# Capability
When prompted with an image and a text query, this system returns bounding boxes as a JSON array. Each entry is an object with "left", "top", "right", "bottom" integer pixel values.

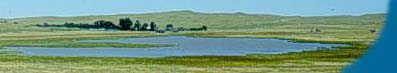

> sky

[{"left": 0, "top": 0, "right": 390, "bottom": 18}]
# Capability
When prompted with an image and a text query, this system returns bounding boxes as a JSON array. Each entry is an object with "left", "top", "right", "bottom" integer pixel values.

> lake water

[{"left": 7, "top": 36, "right": 348, "bottom": 57}]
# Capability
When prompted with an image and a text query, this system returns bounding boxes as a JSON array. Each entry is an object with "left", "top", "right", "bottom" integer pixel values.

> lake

[{"left": 7, "top": 36, "right": 348, "bottom": 57}]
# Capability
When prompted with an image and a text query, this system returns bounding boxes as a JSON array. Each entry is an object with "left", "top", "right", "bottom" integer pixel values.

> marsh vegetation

[{"left": 0, "top": 11, "right": 385, "bottom": 73}]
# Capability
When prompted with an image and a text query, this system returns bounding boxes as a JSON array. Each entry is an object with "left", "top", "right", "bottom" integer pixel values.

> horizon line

[{"left": 0, "top": 10, "right": 388, "bottom": 19}]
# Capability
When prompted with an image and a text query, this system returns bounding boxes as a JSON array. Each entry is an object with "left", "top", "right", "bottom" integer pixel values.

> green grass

[
  {"left": 0, "top": 31, "right": 174, "bottom": 48},
  {"left": 0, "top": 31, "right": 369, "bottom": 72},
  {"left": 1, "top": 10, "right": 385, "bottom": 33},
  {"left": 10, "top": 42, "right": 175, "bottom": 48},
  {"left": 0, "top": 43, "right": 365, "bottom": 73},
  {"left": 0, "top": 11, "right": 385, "bottom": 72}
]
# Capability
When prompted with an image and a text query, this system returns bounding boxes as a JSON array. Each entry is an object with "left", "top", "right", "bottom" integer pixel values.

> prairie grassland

[
  {"left": 0, "top": 31, "right": 174, "bottom": 48},
  {"left": 0, "top": 30, "right": 371, "bottom": 73},
  {"left": 0, "top": 45, "right": 364, "bottom": 73},
  {"left": 0, "top": 11, "right": 385, "bottom": 72}
]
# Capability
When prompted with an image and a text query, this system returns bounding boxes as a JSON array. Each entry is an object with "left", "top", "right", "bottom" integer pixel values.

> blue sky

[{"left": 0, "top": 0, "right": 390, "bottom": 18}]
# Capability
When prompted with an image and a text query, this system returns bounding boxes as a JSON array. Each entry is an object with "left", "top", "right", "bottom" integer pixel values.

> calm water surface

[{"left": 7, "top": 36, "right": 348, "bottom": 57}]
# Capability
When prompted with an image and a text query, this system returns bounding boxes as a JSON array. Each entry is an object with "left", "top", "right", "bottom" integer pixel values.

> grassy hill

[
  {"left": 0, "top": 10, "right": 386, "bottom": 45},
  {"left": 0, "top": 10, "right": 386, "bottom": 33},
  {"left": 0, "top": 10, "right": 387, "bottom": 72}
]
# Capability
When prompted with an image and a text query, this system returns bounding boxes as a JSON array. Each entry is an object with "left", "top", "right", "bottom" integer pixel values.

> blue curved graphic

[{"left": 345, "top": 1, "right": 396, "bottom": 73}]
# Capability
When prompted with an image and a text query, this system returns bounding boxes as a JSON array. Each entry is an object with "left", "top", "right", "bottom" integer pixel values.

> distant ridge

[{"left": 2, "top": 10, "right": 387, "bottom": 19}]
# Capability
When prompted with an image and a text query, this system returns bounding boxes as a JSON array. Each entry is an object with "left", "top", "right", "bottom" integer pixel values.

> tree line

[{"left": 35, "top": 18, "right": 207, "bottom": 32}]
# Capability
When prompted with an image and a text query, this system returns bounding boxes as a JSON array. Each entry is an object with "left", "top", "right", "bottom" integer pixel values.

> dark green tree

[
  {"left": 95, "top": 20, "right": 117, "bottom": 30},
  {"left": 141, "top": 23, "right": 149, "bottom": 31},
  {"left": 103, "top": 21, "right": 117, "bottom": 30},
  {"left": 166, "top": 24, "right": 174, "bottom": 31},
  {"left": 133, "top": 20, "right": 141, "bottom": 31},
  {"left": 43, "top": 22, "right": 49, "bottom": 26},
  {"left": 150, "top": 22, "right": 157, "bottom": 31},
  {"left": 202, "top": 25, "right": 207, "bottom": 31},
  {"left": 94, "top": 20, "right": 106, "bottom": 28},
  {"left": 370, "top": 27, "right": 377, "bottom": 33},
  {"left": 119, "top": 18, "right": 133, "bottom": 31}
]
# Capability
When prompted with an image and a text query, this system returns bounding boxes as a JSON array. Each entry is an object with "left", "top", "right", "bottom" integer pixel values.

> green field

[{"left": 0, "top": 11, "right": 385, "bottom": 73}]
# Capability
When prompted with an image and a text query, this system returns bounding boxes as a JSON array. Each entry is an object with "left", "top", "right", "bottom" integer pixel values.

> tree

[
  {"left": 315, "top": 28, "right": 322, "bottom": 33},
  {"left": 94, "top": 20, "right": 106, "bottom": 28},
  {"left": 13, "top": 22, "right": 18, "bottom": 24},
  {"left": 141, "top": 23, "right": 149, "bottom": 31},
  {"left": 133, "top": 20, "right": 141, "bottom": 31},
  {"left": 43, "top": 23, "right": 49, "bottom": 26},
  {"left": 202, "top": 25, "right": 207, "bottom": 31},
  {"left": 166, "top": 24, "right": 174, "bottom": 31},
  {"left": 310, "top": 27, "right": 322, "bottom": 33},
  {"left": 370, "top": 27, "right": 377, "bottom": 33},
  {"left": 94, "top": 20, "right": 117, "bottom": 30},
  {"left": 150, "top": 22, "right": 157, "bottom": 31},
  {"left": 103, "top": 21, "right": 117, "bottom": 30},
  {"left": 119, "top": 18, "right": 133, "bottom": 31}
]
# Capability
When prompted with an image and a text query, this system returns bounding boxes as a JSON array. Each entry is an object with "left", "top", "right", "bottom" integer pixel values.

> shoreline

[
  {"left": 0, "top": 31, "right": 371, "bottom": 72},
  {"left": 1, "top": 32, "right": 364, "bottom": 58}
]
